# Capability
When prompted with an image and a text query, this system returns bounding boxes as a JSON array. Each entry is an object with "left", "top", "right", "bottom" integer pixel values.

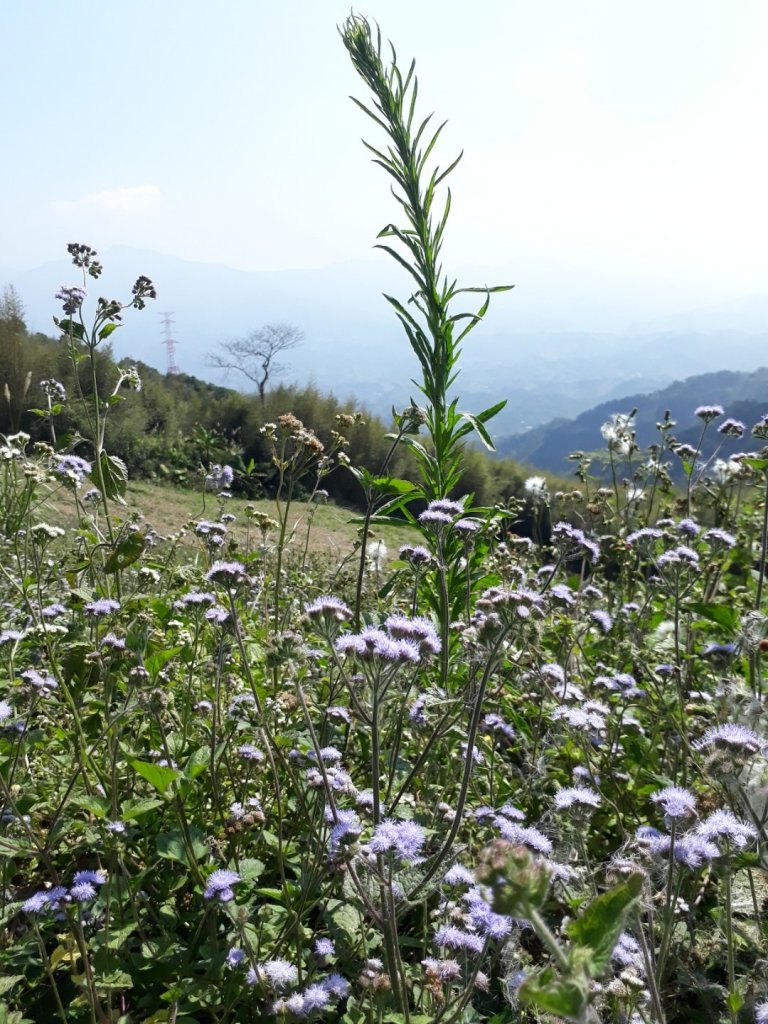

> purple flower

[
  {"left": 419, "top": 509, "right": 453, "bottom": 527},
  {"left": 84, "top": 598, "right": 120, "bottom": 617},
  {"left": 237, "top": 743, "right": 264, "bottom": 762},
  {"left": 676, "top": 518, "right": 700, "bottom": 536},
  {"left": 495, "top": 819, "right": 553, "bottom": 855},
  {"left": 205, "top": 561, "right": 248, "bottom": 585},
  {"left": 694, "top": 404, "right": 724, "bottom": 422},
  {"left": 314, "top": 938, "right": 335, "bottom": 959},
  {"left": 260, "top": 959, "right": 299, "bottom": 989},
  {"left": 0, "top": 629, "right": 22, "bottom": 645},
  {"left": 434, "top": 925, "right": 485, "bottom": 954},
  {"left": 206, "top": 464, "right": 234, "bottom": 490},
  {"left": 399, "top": 544, "right": 433, "bottom": 567},
  {"left": 226, "top": 947, "right": 246, "bottom": 968},
  {"left": 702, "top": 642, "right": 737, "bottom": 658},
  {"left": 100, "top": 632, "right": 126, "bottom": 650},
  {"left": 755, "top": 1000, "right": 768, "bottom": 1024},
  {"left": 554, "top": 786, "right": 601, "bottom": 812},
  {"left": 203, "top": 868, "right": 241, "bottom": 902},
  {"left": 551, "top": 522, "right": 601, "bottom": 564},
  {"left": 325, "top": 808, "right": 362, "bottom": 854},
  {"left": 697, "top": 809, "right": 757, "bottom": 849},
  {"left": 627, "top": 527, "right": 664, "bottom": 545},
  {"left": 0, "top": 699, "right": 12, "bottom": 724},
  {"left": 73, "top": 870, "right": 106, "bottom": 887},
  {"left": 21, "top": 668, "right": 58, "bottom": 695},
  {"left": 320, "top": 973, "right": 350, "bottom": 999},
  {"left": 466, "top": 902, "right": 513, "bottom": 941},
  {"left": 174, "top": 591, "right": 217, "bottom": 609},
  {"left": 693, "top": 723, "right": 761, "bottom": 755},
  {"left": 304, "top": 595, "right": 353, "bottom": 624},
  {"left": 590, "top": 610, "right": 613, "bottom": 634},
  {"left": 369, "top": 819, "right": 426, "bottom": 864},
  {"left": 41, "top": 603, "right": 66, "bottom": 619},
  {"left": 384, "top": 614, "right": 441, "bottom": 656},
  {"left": 56, "top": 285, "right": 86, "bottom": 314},
  {"left": 70, "top": 882, "right": 97, "bottom": 902},
  {"left": 428, "top": 498, "right": 465, "bottom": 516},
  {"left": 651, "top": 786, "right": 697, "bottom": 821},
  {"left": 612, "top": 932, "right": 644, "bottom": 972},
  {"left": 703, "top": 528, "right": 737, "bottom": 548},
  {"left": 454, "top": 517, "right": 481, "bottom": 535},
  {"left": 718, "top": 418, "right": 746, "bottom": 438},
  {"left": 444, "top": 864, "right": 476, "bottom": 886},
  {"left": 335, "top": 626, "right": 420, "bottom": 664},
  {"left": 55, "top": 454, "right": 92, "bottom": 486}
]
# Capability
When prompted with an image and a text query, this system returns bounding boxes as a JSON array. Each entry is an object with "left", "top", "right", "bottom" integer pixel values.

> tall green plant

[{"left": 341, "top": 15, "right": 510, "bottom": 502}]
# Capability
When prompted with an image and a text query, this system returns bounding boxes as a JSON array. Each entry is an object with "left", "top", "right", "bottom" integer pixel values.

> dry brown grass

[{"left": 43, "top": 479, "right": 416, "bottom": 565}]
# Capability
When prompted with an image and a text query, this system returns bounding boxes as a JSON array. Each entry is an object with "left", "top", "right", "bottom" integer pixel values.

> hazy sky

[{"left": 3, "top": 0, "right": 767, "bottom": 311}]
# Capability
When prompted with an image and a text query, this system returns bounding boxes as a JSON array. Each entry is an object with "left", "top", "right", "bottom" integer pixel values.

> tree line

[{"left": 0, "top": 285, "right": 557, "bottom": 510}]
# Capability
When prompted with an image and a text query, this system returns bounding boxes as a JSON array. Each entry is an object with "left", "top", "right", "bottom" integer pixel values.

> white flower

[
  {"left": 524, "top": 476, "right": 549, "bottom": 503},
  {"left": 601, "top": 413, "right": 635, "bottom": 456},
  {"left": 710, "top": 458, "right": 742, "bottom": 485}
]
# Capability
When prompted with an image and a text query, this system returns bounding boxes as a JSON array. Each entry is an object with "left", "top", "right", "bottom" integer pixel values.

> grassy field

[{"left": 45, "top": 478, "right": 417, "bottom": 563}]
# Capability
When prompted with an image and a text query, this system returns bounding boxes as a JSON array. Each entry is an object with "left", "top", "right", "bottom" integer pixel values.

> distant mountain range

[
  {"left": 2, "top": 247, "right": 767, "bottom": 437},
  {"left": 495, "top": 367, "right": 768, "bottom": 473}
]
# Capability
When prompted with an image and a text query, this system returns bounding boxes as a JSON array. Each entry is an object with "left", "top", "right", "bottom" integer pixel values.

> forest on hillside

[{"left": 0, "top": 284, "right": 550, "bottom": 512}]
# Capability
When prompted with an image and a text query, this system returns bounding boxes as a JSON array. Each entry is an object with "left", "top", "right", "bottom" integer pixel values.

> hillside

[
  {"left": 495, "top": 366, "right": 768, "bottom": 473},
  {"left": 4, "top": 247, "right": 768, "bottom": 436}
]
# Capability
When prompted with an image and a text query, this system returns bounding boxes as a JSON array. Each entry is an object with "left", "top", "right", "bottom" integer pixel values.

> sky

[{"left": 3, "top": 0, "right": 767, "bottom": 318}]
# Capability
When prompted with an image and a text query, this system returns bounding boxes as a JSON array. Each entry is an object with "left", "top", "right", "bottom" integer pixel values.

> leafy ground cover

[{"left": 2, "top": 15, "right": 768, "bottom": 1024}]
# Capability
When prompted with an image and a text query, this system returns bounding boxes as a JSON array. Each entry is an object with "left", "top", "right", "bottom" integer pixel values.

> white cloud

[{"left": 52, "top": 184, "right": 163, "bottom": 215}]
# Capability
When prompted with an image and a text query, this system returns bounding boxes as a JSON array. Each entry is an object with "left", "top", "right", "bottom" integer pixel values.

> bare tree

[{"left": 209, "top": 322, "right": 304, "bottom": 406}]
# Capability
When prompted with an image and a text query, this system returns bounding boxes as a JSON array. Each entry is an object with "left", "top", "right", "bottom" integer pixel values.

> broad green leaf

[
  {"left": 518, "top": 966, "right": 588, "bottom": 1019},
  {"left": 99, "top": 322, "right": 119, "bottom": 340},
  {"left": 565, "top": 872, "right": 644, "bottom": 977},
  {"left": 687, "top": 601, "right": 739, "bottom": 633},
  {"left": 104, "top": 531, "right": 147, "bottom": 573},
  {"left": 0, "top": 978, "right": 22, "bottom": 996},
  {"left": 71, "top": 794, "right": 109, "bottom": 818},
  {"left": 130, "top": 760, "right": 179, "bottom": 794},
  {"left": 99, "top": 451, "right": 129, "bottom": 503},
  {"left": 156, "top": 826, "right": 207, "bottom": 865},
  {"left": 372, "top": 476, "right": 419, "bottom": 495},
  {"left": 144, "top": 646, "right": 182, "bottom": 678},
  {"left": 183, "top": 745, "right": 210, "bottom": 780},
  {"left": 123, "top": 798, "right": 164, "bottom": 820}
]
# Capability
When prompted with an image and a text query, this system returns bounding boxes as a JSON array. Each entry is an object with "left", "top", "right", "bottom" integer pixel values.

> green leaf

[
  {"left": 372, "top": 476, "right": 419, "bottom": 495},
  {"left": 71, "top": 794, "right": 109, "bottom": 818},
  {"left": 104, "top": 531, "right": 147, "bottom": 573},
  {"left": 55, "top": 318, "right": 86, "bottom": 341},
  {"left": 456, "top": 411, "right": 497, "bottom": 450},
  {"left": 122, "top": 798, "right": 164, "bottom": 820},
  {"left": 687, "top": 601, "right": 739, "bottom": 633},
  {"left": 99, "top": 322, "right": 119, "bottom": 340},
  {"left": 518, "top": 966, "right": 588, "bottom": 1018},
  {"left": 238, "top": 858, "right": 265, "bottom": 882},
  {"left": 144, "top": 646, "right": 182, "bottom": 678},
  {"left": 130, "top": 760, "right": 179, "bottom": 794},
  {"left": 0, "top": 978, "right": 23, "bottom": 996},
  {"left": 565, "top": 872, "right": 644, "bottom": 977},
  {"left": 743, "top": 456, "right": 768, "bottom": 473},
  {"left": 183, "top": 745, "right": 210, "bottom": 780},
  {"left": 99, "top": 452, "right": 129, "bottom": 503},
  {"left": 726, "top": 991, "right": 744, "bottom": 1013},
  {"left": 156, "top": 826, "right": 207, "bottom": 865}
]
